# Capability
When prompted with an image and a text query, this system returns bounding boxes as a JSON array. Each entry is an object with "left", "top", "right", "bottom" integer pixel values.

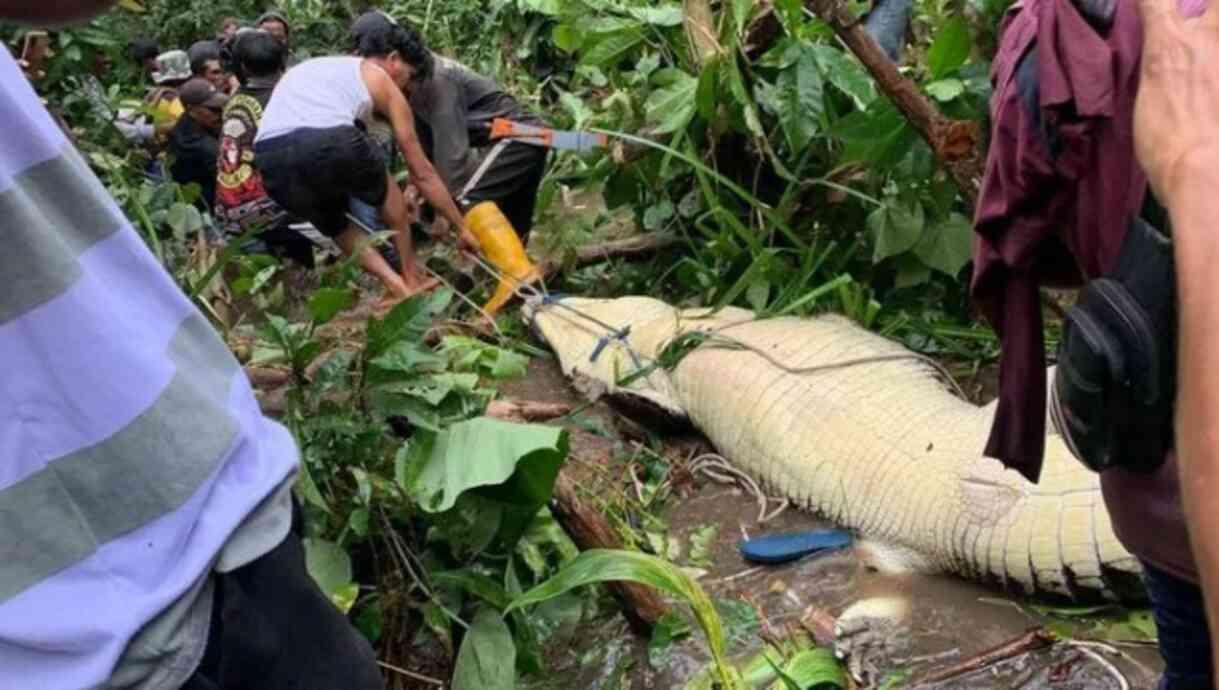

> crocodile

[{"left": 525, "top": 296, "right": 1144, "bottom": 604}]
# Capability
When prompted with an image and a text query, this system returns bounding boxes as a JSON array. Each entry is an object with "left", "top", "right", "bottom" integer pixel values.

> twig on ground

[
  {"left": 377, "top": 661, "right": 445, "bottom": 686},
  {"left": 911, "top": 628, "right": 1056, "bottom": 686},
  {"left": 1069, "top": 642, "right": 1130, "bottom": 690}
]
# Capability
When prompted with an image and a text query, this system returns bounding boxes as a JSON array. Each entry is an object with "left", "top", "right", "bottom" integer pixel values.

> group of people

[{"left": 123, "top": 9, "right": 548, "bottom": 306}]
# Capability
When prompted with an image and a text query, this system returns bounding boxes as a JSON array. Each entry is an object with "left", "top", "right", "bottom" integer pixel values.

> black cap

[{"left": 178, "top": 78, "right": 228, "bottom": 109}]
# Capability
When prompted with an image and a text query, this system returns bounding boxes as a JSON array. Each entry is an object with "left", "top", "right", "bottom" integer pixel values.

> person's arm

[
  {"left": 363, "top": 65, "right": 469, "bottom": 238},
  {"left": 1133, "top": 0, "right": 1219, "bottom": 676}
]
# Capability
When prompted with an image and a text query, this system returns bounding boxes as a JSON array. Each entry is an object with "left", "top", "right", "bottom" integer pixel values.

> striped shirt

[{"left": 0, "top": 49, "right": 298, "bottom": 689}]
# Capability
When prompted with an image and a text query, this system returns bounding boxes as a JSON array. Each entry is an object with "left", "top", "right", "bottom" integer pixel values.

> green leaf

[
  {"left": 581, "top": 29, "right": 645, "bottom": 67},
  {"left": 777, "top": 46, "right": 824, "bottom": 151},
  {"left": 927, "top": 17, "right": 971, "bottom": 79},
  {"left": 696, "top": 58, "right": 721, "bottom": 121},
  {"left": 370, "top": 340, "right": 447, "bottom": 374},
  {"left": 893, "top": 254, "right": 932, "bottom": 288},
  {"left": 434, "top": 569, "right": 513, "bottom": 610},
  {"left": 768, "top": 648, "right": 845, "bottom": 689},
  {"left": 303, "top": 538, "right": 354, "bottom": 612},
  {"left": 649, "top": 612, "right": 692, "bottom": 667},
  {"left": 490, "top": 350, "right": 529, "bottom": 379},
  {"left": 308, "top": 287, "right": 356, "bottom": 325},
  {"left": 833, "top": 99, "right": 918, "bottom": 169},
  {"left": 452, "top": 608, "right": 517, "bottom": 690},
  {"left": 774, "top": 0, "right": 804, "bottom": 34},
  {"left": 732, "top": 0, "right": 755, "bottom": 33},
  {"left": 644, "top": 200, "right": 677, "bottom": 231},
  {"left": 688, "top": 524, "right": 719, "bottom": 567},
  {"left": 726, "top": 61, "right": 765, "bottom": 138},
  {"left": 552, "top": 24, "right": 584, "bottom": 52},
  {"left": 645, "top": 69, "right": 699, "bottom": 134},
  {"left": 365, "top": 290, "right": 453, "bottom": 359},
  {"left": 627, "top": 4, "right": 683, "bottom": 26},
  {"left": 507, "top": 550, "right": 743, "bottom": 689},
  {"left": 435, "top": 493, "right": 504, "bottom": 559},
  {"left": 402, "top": 418, "right": 569, "bottom": 545},
  {"left": 925, "top": 78, "right": 966, "bottom": 102},
  {"left": 870, "top": 199, "right": 926, "bottom": 263},
  {"left": 912, "top": 212, "right": 973, "bottom": 276},
  {"left": 811, "top": 45, "right": 876, "bottom": 110},
  {"left": 165, "top": 202, "right": 203, "bottom": 239}
]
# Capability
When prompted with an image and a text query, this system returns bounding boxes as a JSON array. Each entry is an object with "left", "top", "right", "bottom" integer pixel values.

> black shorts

[{"left": 255, "top": 125, "right": 388, "bottom": 238}]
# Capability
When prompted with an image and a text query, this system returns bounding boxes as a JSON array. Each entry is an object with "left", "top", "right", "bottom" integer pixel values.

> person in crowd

[
  {"left": 188, "top": 39, "right": 234, "bottom": 94},
  {"left": 253, "top": 28, "right": 476, "bottom": 303},
  {"left": 352, "top": 10, "right": 549, "bottom": 243},
  {"left": 217, "top": 15, "right": 240, "bottom": 43},
  {"left": 168, "top": 78, "right": 225, "bottom": 207},
  {"left": 0, "top": 2, "right": 385, "bottom": 690},
  {"left": 129, "top": 35, "right": 159, "bottom": 80},
  {"left": 215, "top": 29, "right": 314, "bottom": 265},
  {"left": 146, "top": 49, "right": 191, "bottom": 131},
  {"left": 256, "top": 10, "right": 298, "bottom": 66},
  {"left": 973, "top": 0, "right": 1215, "bottom": 687}
]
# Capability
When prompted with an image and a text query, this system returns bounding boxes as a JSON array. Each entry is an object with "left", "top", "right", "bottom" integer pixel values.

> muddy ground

[{"left": 500, "top": 357, "right": 1163, "bottom": 690}]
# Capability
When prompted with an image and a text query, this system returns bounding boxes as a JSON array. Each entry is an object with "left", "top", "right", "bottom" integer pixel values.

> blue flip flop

[{"left": 738, "top": 529, "right": 853, "bottom": 565}]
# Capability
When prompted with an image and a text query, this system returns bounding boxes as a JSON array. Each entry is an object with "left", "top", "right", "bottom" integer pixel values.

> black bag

[{"left": 1049, "top": 217, "right": 1176, "bottom": 473}]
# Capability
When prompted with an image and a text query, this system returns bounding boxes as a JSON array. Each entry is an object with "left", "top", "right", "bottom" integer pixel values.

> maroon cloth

[
  {"left": 971, "top": 0, "right": 1147, "bottom": 482},
  {"left": 973, "top": 0, "right": 1200, "bottom": 583}
]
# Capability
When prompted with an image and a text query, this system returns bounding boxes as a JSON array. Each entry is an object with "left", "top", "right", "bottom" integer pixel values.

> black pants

[
  {"left": 1143, "top": 562, "right": 1214, "bottom": 690},
  {"left": 255, "top": 125, "right": 389, "bottom": 238},
  {"left": 181, "top": 520, "right": 383, "bottom": 690},
  {"left": 463, "top": 141, "right": 548, "bottom": 240}
]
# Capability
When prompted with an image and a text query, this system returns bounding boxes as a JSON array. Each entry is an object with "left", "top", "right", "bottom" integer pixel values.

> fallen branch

[
  {"left": 911, "top": 628, "right": 1056, "bottom": 686},
  {"left": 803, "top": 0, "right": 984, "bottom": 208},
  {"left": 486, "top": 399, "right": 574, "bottom": 422},
  {"left": 550, "top": 472, "right": 670, "bottom": 634},
  {"left": 538, "top": 233, "right": 680, "bottom": 281}
]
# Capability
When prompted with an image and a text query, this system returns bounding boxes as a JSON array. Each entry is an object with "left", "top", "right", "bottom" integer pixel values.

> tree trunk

[
  {"left": 550, "top": 473, "right": 670, "bottom": 634},
  {"left": 803, "top": 0, "right": 985, "bottom": 209}
]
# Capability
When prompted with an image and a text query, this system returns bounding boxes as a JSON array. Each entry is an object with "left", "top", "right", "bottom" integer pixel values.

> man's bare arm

[
  {"left": 1134, "top": 0, "right": 1219, "bottom": 679},
  {"left": 363, "top": 66, "right": 470, "bottom": 241}
]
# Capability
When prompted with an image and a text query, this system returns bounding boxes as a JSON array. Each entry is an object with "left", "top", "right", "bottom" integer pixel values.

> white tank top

[{"left": 256, "top": 56, "right": 375, "bottom": 142}]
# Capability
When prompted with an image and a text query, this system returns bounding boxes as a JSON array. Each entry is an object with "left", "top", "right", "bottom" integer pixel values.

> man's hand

[
  {"left": 1134, "top": 0, "right": 1219, "bottom": 205},
  {"left": 403, "top": 184, "right": 422, "bottom": 225}
]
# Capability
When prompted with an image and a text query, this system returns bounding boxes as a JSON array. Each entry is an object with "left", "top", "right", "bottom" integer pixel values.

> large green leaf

[
  {"left": 552, "top": 23, "right": 584, "bottom": 53},
  {"left": 434, "top": 569, "right": 513, "bottom": 610},
  {"left": 776, "top": 45, "right": 824, "bottom": 151},
  {"left": 581, "top": 28, "right": 645, "bottom": 66},
  {"left": 452, "top": 608, "right": 516, "bottom": 690},
  {"left": 869, "top": 199, "right": 926, "bottom": 263},
  {"left": 307, "top": 287, "right": 356, "bottom": 325},
  {"left": 811, "top": 45, "right": 875, "bottom": 110},
  {"left": 768, "top": 648, "right": 845, "bottom": 689},
  {"left": 912, "top": 212, "right": 973, "bottom": 276},
  {"left": 302, "top": 538, "right": 358, "bottom": 613},
  {"left": 365, "top": 290, "right": 452, "bottom": 359},
  {"left": 927, "top": 16, "right": 971, "bottom": 79},
  {"left": 401, "top": 417, "right": 568, "bottom": 544},
  {"left": 832, "top": 99, "right": 918, "bottom": 169},
  {"left": 645, "top": 69, "right": 699, "bottom": 134},
  {"left": 731, "top": 0, "right": 755, "bottom": 33},
  {"left": 507, "top": 549, "right": 744, "bottom": 689}
]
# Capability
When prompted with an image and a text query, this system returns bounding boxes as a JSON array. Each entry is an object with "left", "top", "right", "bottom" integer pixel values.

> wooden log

[
  {"left": 803, "top": 0, "right": 985, "bottom": 208},
  {"left": 486, "top": 399, "right": 574, "bottom": 423},
  {"left": 550, "top": 472, "right": 670, "bottom": 634}
]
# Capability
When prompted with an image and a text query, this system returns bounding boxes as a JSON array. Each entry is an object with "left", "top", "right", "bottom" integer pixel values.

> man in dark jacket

[
  {"left": 351, "top": 10, "right": 549, "bottom": 241},
  {"left": 168, "top": 78, "right": 225, "bottom": 207},
  {"left": 214, "top": 29, "right": 314, "bottom": 265}
]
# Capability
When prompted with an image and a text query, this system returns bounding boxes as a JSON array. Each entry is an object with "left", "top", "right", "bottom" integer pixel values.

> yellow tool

[{"left": 464, "top": 201, "right": 541, "bottom": 316}]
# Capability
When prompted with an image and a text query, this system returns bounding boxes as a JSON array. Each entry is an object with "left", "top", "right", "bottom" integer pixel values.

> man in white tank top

[{"left": 254, "top": 30, "right": 475, "bottom": 304}]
